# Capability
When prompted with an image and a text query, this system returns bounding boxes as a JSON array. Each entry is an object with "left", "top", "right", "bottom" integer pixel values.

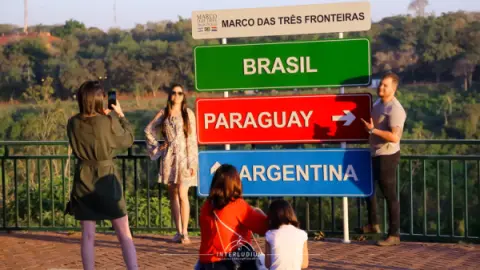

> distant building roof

[{"left": 0, "top": 32, "right": 61, "bottom": 46}]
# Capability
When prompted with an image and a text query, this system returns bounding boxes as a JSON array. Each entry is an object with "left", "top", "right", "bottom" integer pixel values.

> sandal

[
  {"left": 172, "top": 233, "right": 182, "bottom": 243},
  {"left": 181, "top": 234, "right": 191, "bottom": 244},
  {"left": 355, "top": 224, "right": 381, "bottom": 234}
]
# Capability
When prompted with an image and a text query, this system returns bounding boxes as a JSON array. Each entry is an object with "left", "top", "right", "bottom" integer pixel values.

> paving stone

[{"left": 0, "top": 232, "right": 479, "bottom": 269}]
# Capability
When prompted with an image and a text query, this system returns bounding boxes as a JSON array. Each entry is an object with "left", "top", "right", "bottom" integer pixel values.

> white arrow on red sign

[{"left": 332, "top": 110, "right": 356, "bottom": 126}]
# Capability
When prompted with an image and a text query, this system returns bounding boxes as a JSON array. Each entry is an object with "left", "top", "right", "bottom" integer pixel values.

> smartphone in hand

[{"left": 107, "top": 90, "right": 116, "bottom": 110}]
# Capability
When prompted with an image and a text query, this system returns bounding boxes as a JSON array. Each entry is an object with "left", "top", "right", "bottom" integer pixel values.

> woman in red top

[{"left": 197, "top": 164, "right": 268, "bottom": 270}]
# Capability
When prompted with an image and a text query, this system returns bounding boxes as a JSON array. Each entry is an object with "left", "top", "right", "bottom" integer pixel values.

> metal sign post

[
  {"left": 339, "top": 31, "right": 351, "bottom": 244},
  {"left": 222, "top": 37, "right": 230, "bottom": 151}
]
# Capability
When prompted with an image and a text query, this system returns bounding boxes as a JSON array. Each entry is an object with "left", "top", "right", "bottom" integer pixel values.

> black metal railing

[{"left": 0, "top": 140, "right": 479, "bottom": 243}]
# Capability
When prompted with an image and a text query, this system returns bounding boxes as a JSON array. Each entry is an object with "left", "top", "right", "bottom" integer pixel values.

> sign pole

[
  {"left": 222, "top": 37, "right": 231, "bottom": 151},
  {"left": 339, "top": 32, "right": 351, "bottom": 244}
]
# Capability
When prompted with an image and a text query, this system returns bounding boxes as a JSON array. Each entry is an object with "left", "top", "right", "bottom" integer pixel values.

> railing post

[
  {"left": 331, "top": 198, "right": 335, "bottom": 232},
  {"left": 450, "top": 160, "right": 454, "bottom": 236},
  {"left": 1, "top": 146, "right": 6, "bottom": 229},
  {"left": 38, "top": 159, "right": 42, "bottom": 228},
  {"left": 306, "top": 198, "right": 310, "bottom": 232},
  {"left": 318, "top": 197, "right": 323, "bottom": 231},
  {"left": 61, "top": 159, "right": 65, "bottom": 228},
  {"left": 147, "top": 160, "right": 151, "bottom": 229},
  {"left": 423, "top": 160, "right": 427, "bottom": 236},
  {"left": 436, "top": 160, "right": 441, "bottom": 237},
  {"left": 410, "top": 160, "right": 413, "bottom": 235},
  {"left": 27, "top": 159, "right": 31, "bottom": 228},
  {"left": 464, "top": 161, "right": 468, "bottom": 238},
  {"left": 134, "top": 158, "right": 138, "bottom": 229},
  {"left": 50, "top": 159, "right": 54, "bottom": 228}
]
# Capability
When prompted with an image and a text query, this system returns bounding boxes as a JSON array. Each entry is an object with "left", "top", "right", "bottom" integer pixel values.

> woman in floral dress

[{"left": 144, "top": 84, "right": 198, "bottom": 244}]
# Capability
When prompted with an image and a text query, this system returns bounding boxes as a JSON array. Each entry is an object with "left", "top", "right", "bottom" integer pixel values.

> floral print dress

[{"left": 144, "top": 108, "right": 199, "bottom": 187}]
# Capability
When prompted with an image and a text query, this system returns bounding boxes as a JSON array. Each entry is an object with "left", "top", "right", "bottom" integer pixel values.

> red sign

[{"left": 196, "top": 94, "right": 372, "bottom": 145}]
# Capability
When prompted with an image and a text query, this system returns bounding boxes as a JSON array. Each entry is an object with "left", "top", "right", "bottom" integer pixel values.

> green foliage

[
  {"left": 51, "top": 19, "right": 86, "bottom": 38},
  {"left": 0, "top": 13, "right": 478, "bottom": 101},
  {"left": 23, "top": 76, "right": 55, "bottom": 103},
  {"left": 125, "top": 189, "right": 173, "bottom": 228},
  {"left": 0, "top": 12, "right": 479, "bottom": 239}
]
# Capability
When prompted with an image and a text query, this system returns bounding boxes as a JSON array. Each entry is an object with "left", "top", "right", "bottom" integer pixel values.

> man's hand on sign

[
  {"left": 361, "top": 118, "right": 401, "bottom": 143},
  {"left": 361, "top": 118, "right": 374, "bottom": 131}
]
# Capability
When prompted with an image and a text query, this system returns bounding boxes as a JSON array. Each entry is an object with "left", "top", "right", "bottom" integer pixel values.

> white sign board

[{"left": 192, "top": 1, "right": 371, "bottom": 39}]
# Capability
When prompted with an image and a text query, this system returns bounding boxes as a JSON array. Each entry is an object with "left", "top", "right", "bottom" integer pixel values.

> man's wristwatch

[{"left": 368, "top": 128, "right": 375, "bottom": 134}]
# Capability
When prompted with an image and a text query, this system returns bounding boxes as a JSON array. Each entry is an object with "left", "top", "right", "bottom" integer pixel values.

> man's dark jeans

[{"left": 366, "top": 151, "right": 401, "bottom": 236}]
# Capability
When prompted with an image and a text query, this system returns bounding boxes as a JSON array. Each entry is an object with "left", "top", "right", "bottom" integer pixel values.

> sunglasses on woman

[{"left": 172, "top": 91, "right": 184, "bottom": 96}]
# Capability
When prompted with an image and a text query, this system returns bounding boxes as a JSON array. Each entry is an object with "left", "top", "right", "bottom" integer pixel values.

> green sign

[{"left": 194, "top": 38, "right": 371, "bottom": 91}]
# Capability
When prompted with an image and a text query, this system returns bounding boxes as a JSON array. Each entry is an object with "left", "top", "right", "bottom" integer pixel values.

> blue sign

[{"left": 198, "top": 149, "right": 373, "bottom": 197}]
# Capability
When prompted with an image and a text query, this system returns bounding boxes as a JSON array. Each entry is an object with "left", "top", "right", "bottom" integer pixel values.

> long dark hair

[
  {"left": 267, "top": 199, "right": 300, "bottom": 230},
  {"left": 159, "top": 84, "right": 190, "bottom": 138},
  {"left": 208, "top": 164, "right": 243, "bottom": 210},
  {"left": 76, "top": 80, "right": 105, "bottom": 116}
]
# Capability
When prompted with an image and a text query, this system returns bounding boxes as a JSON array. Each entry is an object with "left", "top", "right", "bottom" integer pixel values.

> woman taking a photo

[
  {"left": 144, "top": 84, "right": 198, "bottom": 244},
  {"left": 66, "top": 81, "right": 138, "bottom": 270}
]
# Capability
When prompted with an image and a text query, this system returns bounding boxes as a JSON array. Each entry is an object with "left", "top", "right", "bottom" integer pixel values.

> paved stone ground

[{"left": 0, "top": 231, "right": 479, "bottom": 269}]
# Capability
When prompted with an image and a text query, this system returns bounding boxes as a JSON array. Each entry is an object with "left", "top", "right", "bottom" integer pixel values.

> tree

[
  {"left": 138, "top": 39, "right": 169, "bottom": 66},
  {"left": 107, "top": 34, "right": 140, "bottom": 57},
  {"left": 457, "top": 22, "right": 480, "bottom": 88},
  {"left": 373, "top": 49, "right": 418, "bottom": 75},
  {"left": 4, "top": 38, "right": 50, "bottom": 84},
  {"left": 54, "top": 36, "right": 80, "bottom": 59},
  {"left": 79, "top": 44, "right": 106, "bottom": 59},
  {"left": 51, "top": 19, "right": 86, "bottom": 37},
  {"left": 136, "top": 62, "right": 172, "bottom": 97},
  {"left": 400, "top": 17, "right": 420, "bottom": 82},
  {"left": 408, "top": 0, "right": 429, "bottom": 17},
  {"left": 0, "top": 51, "right": 32, "bottom": 100},
  {"left": 58, "top": 60, "right": 91, "bottom": 98},
  {"left": 22, "top": 76, "right": 54, "bottom": 103},
  {"left": 106, "top": 51, "right": 137, "bottom": 92},
  {"left": 418, "top": 15, "right": 462, "bottom": 83},
  {"left": 463, "top": 104, "right": 480, "bottom": 138},
  {"left": 167, "top": 41, "right": 194, "bottom": 88},
  {"left": 0, "top": 24, "right": 17, "bottom": 34},
  {"left": 452, "top": 57, "right": 476, "bottom": 91},
  {"left": 437, "top": 93, "right": 453, "bottom": 126},
  {"left": 131, "top": 23, "right": 147, "bottom": 42},
  {"left": 132, "top": 82, "right": 145, "bottom": 107},
  {"left": 80, "top": 58, "right": 106, "bottom": 79}
]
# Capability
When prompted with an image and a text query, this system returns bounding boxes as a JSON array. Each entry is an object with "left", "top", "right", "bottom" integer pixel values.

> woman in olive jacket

[{"left": 66, "top": 81, "right": 138, "bottom": 270}]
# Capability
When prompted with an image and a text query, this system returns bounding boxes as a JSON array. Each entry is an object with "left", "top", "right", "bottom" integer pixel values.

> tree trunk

[
  {"left": 436, "top": 71, "right": 441, "bottom": 84},
  {"left": 9, "top": 91, "right": 16, "bottom": 104},
  {"left": 135, "top": 93, "right": 140, "bottom": 107},
  {"left": 464, "top": 76, "right": 468, "bottom": 91}
]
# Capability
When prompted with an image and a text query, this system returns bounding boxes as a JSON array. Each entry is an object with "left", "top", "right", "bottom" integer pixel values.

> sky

[{"left": 0, "top": 0, "right": 479, "bottom": 31}]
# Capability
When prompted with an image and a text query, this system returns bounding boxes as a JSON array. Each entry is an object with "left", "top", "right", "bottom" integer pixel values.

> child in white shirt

[{"left": 265, "top": 199, "right": 309, "bottom": 270}]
